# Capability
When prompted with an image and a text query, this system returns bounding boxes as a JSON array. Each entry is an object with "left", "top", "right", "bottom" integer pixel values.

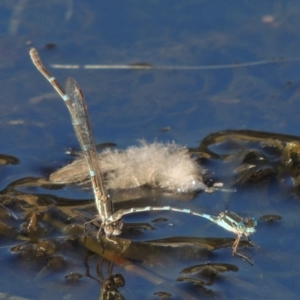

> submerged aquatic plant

[{"left": 50, "top": 140, "right": 207, "bottom": 193}]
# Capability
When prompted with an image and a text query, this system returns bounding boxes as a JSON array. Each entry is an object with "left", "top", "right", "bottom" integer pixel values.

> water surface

[{"left": 1, "top": 1, "right": 300, "bottom": 299}]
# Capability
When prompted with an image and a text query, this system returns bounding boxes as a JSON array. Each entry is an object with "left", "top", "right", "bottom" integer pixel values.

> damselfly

[
  {"left": 108, "top": 207, "right": 257, "bottom": 264},
  {"left": 30, "top": 48, "right": 122, "bottom": 238},
  {"left": 29, "top": 48, "right": 257, "bottom": 263}
]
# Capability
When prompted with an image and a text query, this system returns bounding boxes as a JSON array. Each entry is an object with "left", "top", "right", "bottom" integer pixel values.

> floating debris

[
  {"left": 179, "top": 262, "right": 238, "bottom": 286},
  {"left": 50, "top": 141, "right": 207, "bottom": 193},
  {"left": 176, "top": 276, "right": 207, "bottom": 287},
  {"left": 180, "top": 262, "right": 239, "bottom": 275},
  {"left": 153, "top": 291, "right": 172, "bottom": 299},
  {"left": 259, "top": 214, "right": 282, "bottom": 222}
]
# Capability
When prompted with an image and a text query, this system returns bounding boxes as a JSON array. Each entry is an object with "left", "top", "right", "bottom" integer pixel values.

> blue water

[{"left": 1, "top": 1, "right": 300, "bottom": 299}]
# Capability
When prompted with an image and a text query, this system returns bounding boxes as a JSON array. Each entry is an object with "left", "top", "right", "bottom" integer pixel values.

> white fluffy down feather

[{"left": 50, "top": 141, "right": 206, "bottom": 193}]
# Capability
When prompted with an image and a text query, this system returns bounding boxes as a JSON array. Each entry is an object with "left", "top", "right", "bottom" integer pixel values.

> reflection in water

[
  {"left": 97, "top": 260, "right": 125, "bottom": 300},
  {"left": 84, "top": 255, "right": 125, "bottom": 300}
]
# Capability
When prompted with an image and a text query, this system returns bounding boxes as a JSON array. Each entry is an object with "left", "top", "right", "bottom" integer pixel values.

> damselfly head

[
  {"left": 244, "top": 217, "right": 257, "bottom": 233},
  {"left": 236, "top": 217, "right": 257, "bottom": 235},
  {"left": 104, "top": 219, "right": 124, "bottom": 236},
  {"left": 219, "top": 211, "right": 257, "bottom": 235}
]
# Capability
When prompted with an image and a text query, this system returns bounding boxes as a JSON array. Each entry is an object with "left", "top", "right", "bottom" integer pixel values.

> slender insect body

[{"left": 30, "top": 48, "right": 258, "bottom": 263}]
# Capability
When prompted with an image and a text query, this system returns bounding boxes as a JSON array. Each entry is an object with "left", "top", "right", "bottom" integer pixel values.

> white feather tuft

[{"left": 50, "top": 141, "right": 206, "bottom": 193}]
